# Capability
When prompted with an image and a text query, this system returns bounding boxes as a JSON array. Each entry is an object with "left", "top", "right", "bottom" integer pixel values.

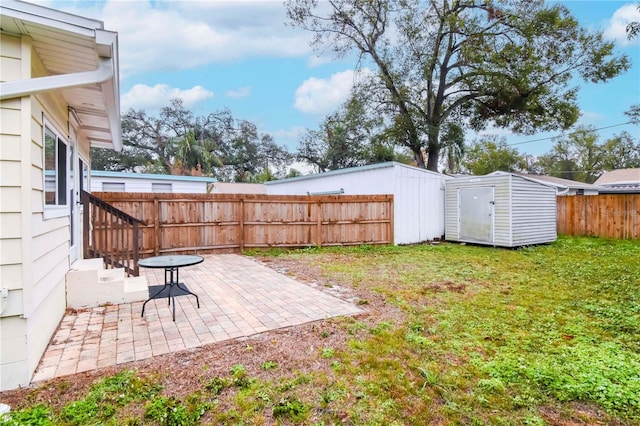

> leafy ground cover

[{"left": 1, "top": 236, "right": 638, "bottom": 425}]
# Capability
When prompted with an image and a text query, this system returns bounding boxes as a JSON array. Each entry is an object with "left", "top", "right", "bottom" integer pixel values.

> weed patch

[{"left": 2, "top": 237, "right": 638, "bottom": 424}]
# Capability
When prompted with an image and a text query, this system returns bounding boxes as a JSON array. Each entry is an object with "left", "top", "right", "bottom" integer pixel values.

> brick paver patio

[{"left": 32, "top": 254, "right": 360, "bottom": 383}]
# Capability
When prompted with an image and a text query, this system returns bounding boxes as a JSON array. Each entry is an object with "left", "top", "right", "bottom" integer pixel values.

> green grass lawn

[{"left": 2, "top": 236, "right": 639, "bottom": 425}]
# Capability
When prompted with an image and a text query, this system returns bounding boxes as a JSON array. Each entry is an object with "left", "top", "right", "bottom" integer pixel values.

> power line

[{"left": 505, "top": 121, "right": 634, "bottom": 147}]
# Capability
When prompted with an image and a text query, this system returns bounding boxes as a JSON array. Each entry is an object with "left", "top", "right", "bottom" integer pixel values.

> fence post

[
  {"left": 154, "top": 198, "right": 160, "bottom": 256},
  {"left": 388, "top": 195, "right": 394, "bottom": 244},
  {"left": 316, "top": 199, "right": 322, "bottom": 247},
  {"left": 239, "top": 198, "right": 245, "bottom": 251}
]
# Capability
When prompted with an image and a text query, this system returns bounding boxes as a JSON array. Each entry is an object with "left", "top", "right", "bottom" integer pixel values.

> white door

[
  {"left": 459, "top": 187, "right": 494, "bottom": 243},
  {"left": 68, "top": 142, "right": 80, "bottom": 262}
]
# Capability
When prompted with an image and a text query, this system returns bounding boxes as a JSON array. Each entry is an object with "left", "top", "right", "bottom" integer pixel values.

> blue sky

[{"left": 42, "top": 0, "right": 640, "bottom": 159}]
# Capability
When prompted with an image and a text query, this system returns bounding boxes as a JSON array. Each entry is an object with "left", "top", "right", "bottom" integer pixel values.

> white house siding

[
  {"left": 0, "top": 32, "right": 29, "bottom": 390},
  {"left": 1, "top": 35, "right": 69, "bottom": 389},
  {"left": 266, "top": 163, "right": 446, "bottom": 244},
  {"left": 511, "top": 177, "right": 557, "bottom": 246}
]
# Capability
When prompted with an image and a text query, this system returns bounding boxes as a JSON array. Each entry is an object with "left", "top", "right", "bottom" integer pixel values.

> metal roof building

[
  {"left": 265, "top": 162, "right": 447, "bottom": 244},
  {"left": 91, "top": 171, "right": 217, "bottom": 194}
]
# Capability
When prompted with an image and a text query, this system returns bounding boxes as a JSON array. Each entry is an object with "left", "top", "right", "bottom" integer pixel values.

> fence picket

[
  {"left": 557, "top": 194, "right": 639, "bottom": 239},
  {"left": 92, "top": 192, "right": 394, "bottom": 255}
]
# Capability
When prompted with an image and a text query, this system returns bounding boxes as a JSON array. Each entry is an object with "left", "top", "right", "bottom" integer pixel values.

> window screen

[
  {"left": 102, "top": 182, "right": 125, "bottom": 192},
  {"left": 152, "top": 183, "right": 172, "bottom": 193}
]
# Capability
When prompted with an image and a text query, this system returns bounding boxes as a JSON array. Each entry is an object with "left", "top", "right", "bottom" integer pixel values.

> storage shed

[
  {"left": 445, "top": 173, "right": 557, "bottom": 247},
  {"left": 265, "top": 162, "right": 447, "bottom": 244},
  {"left": 91, "top": 170, "right": 217, "bottom": 193}
]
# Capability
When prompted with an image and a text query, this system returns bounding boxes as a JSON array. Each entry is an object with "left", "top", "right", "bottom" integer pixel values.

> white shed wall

[
  {"left": 493, "top": 177, "right": 513, "bottom": 246},
  {"left": 445, "top": 174, "right": 556, "bottom": 247},
  {"left": 445, "top": 175, "right": 512, "bottom": 245},
  {"left": 266, "top": 163, "right": 446, "bottom": 244},
  {"left": 209, "top": 182, "right": 266, "bottom": 194},
  {"left": 391, "top": 165, "right": 445, "bottom": 244},
  {"left": 511, "top": 177, "right": 557, "bottom": 246}
]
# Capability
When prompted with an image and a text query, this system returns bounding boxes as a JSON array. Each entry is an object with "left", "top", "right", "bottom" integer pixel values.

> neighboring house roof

[
  {"left": 265, "top": 162, "right": 444, "bottom": 185},
  {"left": 91, "top": 170, "right": 217, "bottom": 183},
  {"left": 0, "top": 0, "right": 122, "bottom": 151},
  {"left": 594, "top": 168, "right": 640, "bottom": 186}
]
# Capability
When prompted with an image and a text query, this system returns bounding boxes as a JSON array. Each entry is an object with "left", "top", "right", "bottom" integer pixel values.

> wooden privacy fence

[
  {"left": 92, "top": 192, "right": 394, "bottom": 256},
  {"left": 557, "top": 194, "right": 640, "bottom": 239}
]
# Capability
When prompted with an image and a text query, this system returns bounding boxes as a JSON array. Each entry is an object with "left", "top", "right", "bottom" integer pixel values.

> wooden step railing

[{"left": 82, "top": 190, "right": 144, "bottom": 276}]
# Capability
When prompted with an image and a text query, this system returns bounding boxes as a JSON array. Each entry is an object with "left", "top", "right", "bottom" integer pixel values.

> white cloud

[
  {"left": 307, "top": 55, "right": 335, "bottom": 68},
  {"left": 293, "top": 69, "right": 373, "bottom": 115},
  {"left": 287, "top": 161, "right": 316, "bottom": 175},
  {"left": 268, "top": 125, "right": 308, "bottom": 150},
  {"left": 604, "top": 4, "right": 640, "bottom": 46},
  {"left": 121, "top": 84, "right": 214, "bottom": 113},
  {"left": 90, "top": 0, "right": 313, "bottom": 77},
  {"left": 578, "top": 111, "right": 605, "bottom": 124},
  {"left": 225, "top": 87, "right": 251, "bottom": 99}
]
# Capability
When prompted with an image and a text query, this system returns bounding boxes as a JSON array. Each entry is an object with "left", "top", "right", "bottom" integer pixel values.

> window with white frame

[
  {"left": 43, "top": 121, "right": 68, "bottom": 217},
  {"left": 102, "top": 182, "right": 125, "bottom": 192},
  {"left": 152, "top": 182, "right": 172, "bottom": 193}
]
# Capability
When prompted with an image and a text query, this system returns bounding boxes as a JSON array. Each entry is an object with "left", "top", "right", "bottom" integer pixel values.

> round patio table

[{"left": 139, "top": 255, "right": 204, "bottom": 321}]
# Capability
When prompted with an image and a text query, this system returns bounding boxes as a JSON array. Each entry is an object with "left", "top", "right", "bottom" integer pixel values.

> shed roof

[
  {"left": 265, "top": 162, "right": 444, "bottom": 185},
  {"left": 91, "top": 170, "right": 217, "bottom": 183},
  {"left": 509, "top": 172, "right": 598, "bottom": 190},
  {"left": 484, "top": 171, "right": 562, "bottom": 189}
]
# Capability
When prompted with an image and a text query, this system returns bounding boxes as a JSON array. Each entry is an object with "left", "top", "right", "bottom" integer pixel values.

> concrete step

[
  {"left": 122, "top": 276, "right": 149, "bottom": 304},
  {"left": 98, "top": 267, "right": 125, "bottom": 283},
  {"left": 70, "top": 257, "right": 104, "bottom": 271},
  {"left": 66, "top": 261, "right": 146, "bottom": 309}
]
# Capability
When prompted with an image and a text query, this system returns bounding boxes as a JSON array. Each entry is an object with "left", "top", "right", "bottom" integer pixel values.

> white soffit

[{"left": 0, "top": 0, "right": 122, "bottom": 151}]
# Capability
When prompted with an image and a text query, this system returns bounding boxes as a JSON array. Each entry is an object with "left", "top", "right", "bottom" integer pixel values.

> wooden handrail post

[
  {"left": 82, "top": 190, "right": 144, "bottom": 276},
  {"left": 82, "top": 191, "right": 90, "bottom": 258},
  {"left": 133, "top": 223, "right": 140, "bottom": 276}
]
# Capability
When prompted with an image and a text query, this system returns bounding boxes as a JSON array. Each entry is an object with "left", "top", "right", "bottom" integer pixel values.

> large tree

[
  {"left": 600, "top": 132, "right": 640, "bottom": 171},
  {"left": 439, "top": 122, "right": 465, "bottom": 173},
  {"left": 462, "top": 136, "right": 526, "bottom": 175},
  {"left": 286, "top": 0, "right": 629, "bottom": 171},
  {"left": 92, "top": 99, "right": 291, "bottom": 182},
  {"left": 535, "top": 126, "right": 640, "bottom": 182},
  {"left": 297, "top": 96, "right": 409, "bottom": 172}
]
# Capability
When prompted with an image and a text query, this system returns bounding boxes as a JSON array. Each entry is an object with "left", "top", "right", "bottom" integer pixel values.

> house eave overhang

[{"left": 0, "top": 0, "right": 122, "bottom": 151}]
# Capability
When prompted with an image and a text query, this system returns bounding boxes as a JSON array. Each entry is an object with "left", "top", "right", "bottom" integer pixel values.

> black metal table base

[{"left": 141, "top": 266, "right": 200, "bottom": 321}]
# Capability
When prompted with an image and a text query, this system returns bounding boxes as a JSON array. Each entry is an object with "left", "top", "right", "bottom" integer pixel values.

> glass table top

[{"left": 138, "top": 255, "right": 204, "bottom": 269}]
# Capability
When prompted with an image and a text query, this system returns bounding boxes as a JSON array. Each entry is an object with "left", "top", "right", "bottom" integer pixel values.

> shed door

[{"left": 459, "top": 187, "right": 494, "bottom": 243}]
